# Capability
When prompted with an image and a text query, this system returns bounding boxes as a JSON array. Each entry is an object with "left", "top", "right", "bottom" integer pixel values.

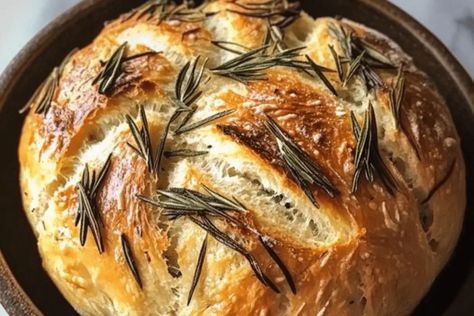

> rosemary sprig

[
  {"left": 77, "top": 184, "right": 104, "bottom": 253},
  {"left": 189, "top": 215, "right": 280, "bottom": 294},
  {"left": 259, "top": 236, "right": 296, "bottom": 294},
  {"left": 328, "top": 23, "right": 351, "bottom": 57},
  {"left": 210, "top": 45, "right": 270, "bottom": 82},
  {"left": 93, "top": 42, "right": 128, "bottom": 95},
  {"left": 34, "top": 72, "right": 58, "bottom": 115},
  {"left": 126, "top": 105, "right": 154, "bottom": 173},
  {"left": 174, "top": 56, "right": 208, "bottom": 111},
  {"left": 210, "top": 45, "right": 306, "bottom": 83},
  {"left": 305, "top": 55, "right": 337, "bottom": 96},
  {"left": 93, "top": 43, "right": 158, "bottom": 95},
  {"left": 19, "top": 48, "right": 78, "bottom": 115},
  {"left": 389, "top": 67, "right": 405, "bottom": 129},
  {"left": 175, "top": 109, "right": 235, "bottom": 135},
  {"left": 212, "top": 43, "right": 333, "bottom": 86},
  {"left": 75, "top": 154, "right": 112, "bottom": 254},
  {"left": 155, "top": 111, "right": 180, "bottom": 173},
  {"left": 211, "top": 40, "right": 250, "bottom": 55},
  {"left": 187, "top": 234, "right": 207, "bottom": 305},
  {"left": 263, "top": 21, "right": 286, "bottom": 53},
  {"left": 175, "top": 105, "right": 197, "bottom": 131},
  {"left": 202, "top": 184, "right": 247, "bottom": 212},
  {"left": 19, "top": 73, "right": 53, "bottom": 114},
  {"left": 350, "top": 104, "right": 396, "bottom": 194},
  {"left": 172, "top": 56, "right": 223, "bottom": 139},
  {"left": 164, "top": 149, "right": 209, "bottom": 158},
  {"left": 238, "top": 0, "right": 300, "bottom": 54},
  {"left": 228, "top": 0, "right": 300, "bottom": 22},
  {"left": 328, "top": 22, "right": 389, "bottom": 91},
  {"left": 328, "top": 44, "right": 344, "bottom": 82},
  {"left": 421, "top": 159, "right": 456, "bottom": 205},
  {"left": 265, "top": 115, "right": 337, "bottom": 208},
  {"left": 121, "top": 234, "right": 143, "bottom": 288},
  {"left": 123, "top": 50, "right": 159, "bottom": 62},
  {"left": 351, "top": 36, "right": 394, "bottom": 69},
  {"left": 343, "top": 50, "right": 366, "bottom": 87},
  {"left": 139, "top": 185, "right": 297, "bottom": 297},
  {"left": 139, "top": 187, "right": 244, "bottom": 225},
  {"left": 126, "top": 105, "right": 178, "bottom": 175}
]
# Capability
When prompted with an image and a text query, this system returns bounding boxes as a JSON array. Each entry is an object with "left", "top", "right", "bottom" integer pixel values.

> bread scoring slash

[{"left": 18, "top": 0, "right": 465, "bottom": 315}]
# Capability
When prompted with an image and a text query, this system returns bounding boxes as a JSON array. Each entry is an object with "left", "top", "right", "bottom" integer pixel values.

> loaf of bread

[{"left": 18, "top": 1, "right": 465, "bottom": 315}]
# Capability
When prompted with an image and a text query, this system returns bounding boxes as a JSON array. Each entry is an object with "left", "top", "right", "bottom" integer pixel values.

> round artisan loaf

[{"left": 18, "top": 1, "right": 465, "bottom": 315}]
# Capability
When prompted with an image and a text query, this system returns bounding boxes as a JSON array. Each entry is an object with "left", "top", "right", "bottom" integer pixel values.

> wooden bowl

[{"left": 0, "top": 0, "right": 472, "bottom": 315}]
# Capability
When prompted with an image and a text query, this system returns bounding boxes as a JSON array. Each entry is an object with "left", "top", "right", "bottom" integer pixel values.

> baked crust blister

[{"left": 18, "top": 1, "right": 465, "bottom": 315}]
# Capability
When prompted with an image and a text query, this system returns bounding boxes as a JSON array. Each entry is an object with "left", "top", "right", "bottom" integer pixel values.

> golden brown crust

[{"left": 19, "top": 1, "right": 465, "bottom": 315}]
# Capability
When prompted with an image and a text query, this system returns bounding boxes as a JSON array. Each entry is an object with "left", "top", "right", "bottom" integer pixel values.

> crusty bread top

[{"left": 18, "top": 1, "right": 465, "bottom": 315}]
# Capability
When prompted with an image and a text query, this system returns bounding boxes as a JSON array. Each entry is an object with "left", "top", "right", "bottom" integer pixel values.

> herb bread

[{"left": 19, "top": 1, "right": 465, "bottom": 315}]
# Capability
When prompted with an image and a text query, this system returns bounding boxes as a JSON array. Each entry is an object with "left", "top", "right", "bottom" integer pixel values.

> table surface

[{"left": 0, "top": 0, "right": 473, "bottom": 315}]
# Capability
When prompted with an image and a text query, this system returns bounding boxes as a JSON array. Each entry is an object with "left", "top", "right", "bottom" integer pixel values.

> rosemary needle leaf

[
  {"left": 389, "top": 67, "right": 406, "bottom": 129},
  {"left": 126, "top": 114, "right": 148, "bottom": 162},
  {"left": 259, "top": 236, "right": 296, "bottom": 294},
  {"left": 175, "top": 60, "right": 191, "bottom": 104},
  {"left": 32, "top": 70, "right": 58, "bottom": 116},
  {"left": 78, "top": 184, "right": 104, "bottom": 254},
  {"left": 175, "top": 105, "right": 197, "bottom": 131},
  {"left": 328, "top": 23, "right": 388, "bottom": 92},
  {"left": 175, "top": 56, "right": 208, "bottom": 109},
  {"left": 421, "top": 159, "right": 456, "bottom": 204},
  {"left": 305, "top": 55, "right": 338, "bottom": 96},
  {"left": 79, "top": 203, "right": 88, "bottom": 246},
  {"left": 94, "top": 42, "right": 128, "bottom": 95},
  {"left": 136, "top": 194, "right": 162, "bottom": 209},
  {"left": 351, "top": 110, "right": 371, "bottom": 193},
  {"left": 328, "top": 44, "right": 344, "bottom": 83},
  {"left": 227, "top": 0, "right": 300, "bottom": 21},
  {"left": 19, "top": 80, "right": 45, "bottom": 114},
  {"left": 76, "top": 155, "right": 111, "bottom": 232},
  {"left": 328, "top": 23, "right": 351, "bottom": 58},
  {"left": 126, "top": 105, "right": 156, "bottom": 174},
  {"left": 265, "top": 115, "right": 337, "bottom": 208},
  {"left": 210, "top": 45, "right": 271, "bottom": 82},
  {"left": 343, "top": 50, "right": 366, "bottom": 86},
  {"left": 202, "top": 185, "right": 246, "bottom": 212},
  {"left": 175, "top": 109, "right": 235, "bottom": 135},
  {"left": 121, "top": 234, "right": 143, "bottom": 288},
  {"left": 211, "top": 40, "right": 250, "bottom": 55},
  {"left": 211, "top": 44, "right": 322, "bottom": 84},
  {"left": 187, "top": 234, "right": 208, "bottom": 305},
  {"left": 91, "top": 153, "right": 112, "bottom": 198},
  {"left": 353, "top": 37, "right": 394, "bottom": 68},
  {"left": 75, "top": 197, "right": 83, "bottom": 227},
  {"left": 154, "top": 111, "right": 180, "bottom": 174},
  {"left": 350, "top": 104, "right": 396, "bottom": 194},
  {"left": 164, "top": 149, "right": 208, "bottom": 158},
  {"left": 20, "top": 48, "right": 77, "bottom": 115},
  {"left": 123, "top": 50, "right": 159, "bottom": 62}
]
